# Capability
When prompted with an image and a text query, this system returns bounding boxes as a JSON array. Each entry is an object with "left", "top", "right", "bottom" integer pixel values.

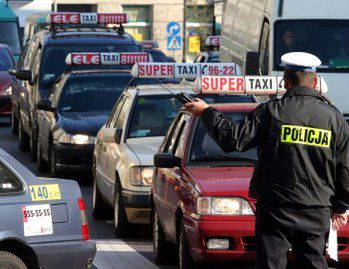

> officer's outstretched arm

[
  {"left": 201, "top": 103, "right": 270, "bottom": 152},
  {"left": 333, "top": 119, "right": 349, "bottom": 213}
]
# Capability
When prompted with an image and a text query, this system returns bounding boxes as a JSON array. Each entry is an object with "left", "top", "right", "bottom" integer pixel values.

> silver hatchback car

[{"left": 0, "top": 148, "right": 96, "bottom": 269}]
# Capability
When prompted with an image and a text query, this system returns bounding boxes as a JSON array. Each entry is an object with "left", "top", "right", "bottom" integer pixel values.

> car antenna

[{"left": 156, "top": 79, "right": 196, "bottom": 104}]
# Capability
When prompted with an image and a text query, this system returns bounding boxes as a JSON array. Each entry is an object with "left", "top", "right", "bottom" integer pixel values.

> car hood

[
  {"left": 0, "top": 71, "right": 11, "bottom": 91},
  {"left": 59, "top": 111, "right": 110, "bottom": 136},
  {"left": 186, "top": 166, "right": 254, "bottom": 198},
  {"left": 126, "top": 137, "right": 164, "bottom": 166}
]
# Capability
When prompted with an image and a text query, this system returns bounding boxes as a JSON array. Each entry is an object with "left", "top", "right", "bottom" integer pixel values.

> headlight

[
  {"left": 197, "top": 197, "right": 254, "bottom": 216},
  {"left": 58, "top": 133, "right": 96, "bottom": 145},
  {"left": 2, "top": 86, "right": 12, "bottom": 96},
  {"left": 130, "top": 167, "right": 154, "bottom": 186}
]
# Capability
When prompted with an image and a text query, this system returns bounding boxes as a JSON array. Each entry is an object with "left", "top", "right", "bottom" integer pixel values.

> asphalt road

[{"left": 0, "top": 119, "right": 342, "bottom": 269}]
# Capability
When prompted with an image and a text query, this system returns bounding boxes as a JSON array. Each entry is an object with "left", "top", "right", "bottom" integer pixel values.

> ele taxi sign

[
  {"left": 48, "top": 12, "right": 129, "bottom": 25},
  {"left": 65, "top": 52, "right": 150, "bottom": 65},
  {"left": 131, "top": 62, "right": 239, "bottom": 79},
  {"left": 205, "top": 36, "right": 220, "bottom": 47},
  {"left": 193, "top": 76, "right": 328, "bottom": 95}
]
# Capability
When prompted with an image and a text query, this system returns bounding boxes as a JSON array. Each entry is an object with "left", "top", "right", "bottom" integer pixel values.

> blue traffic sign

[
  {"left": 167, "top": 35, "right": 181, "bottom": 51},
  {"left": 167, "top": 21, "right": 180, "bottom": 36}
]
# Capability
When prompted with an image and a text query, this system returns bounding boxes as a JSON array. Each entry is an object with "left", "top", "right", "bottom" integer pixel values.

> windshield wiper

[{"left": 191, "top": 155, "right": 257, "bottom": 163}]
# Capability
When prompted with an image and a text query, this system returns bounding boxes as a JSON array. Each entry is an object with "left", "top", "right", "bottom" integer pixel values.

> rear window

[
  {"left": 0, "top": 49, "right": 14, "bottom": 71},
  {"left": 0, "top": 161, "right": 24, "bottom": 195},
  {"left": 40, "top": 44, "right": 141, "bottom": 84}
]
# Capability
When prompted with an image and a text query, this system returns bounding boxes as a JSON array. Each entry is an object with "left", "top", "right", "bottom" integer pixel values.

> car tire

[
  {"left": 49, "top": 143, "right": 57, "bottom": 177},
  {"left": 0, "top": 251, "right": 27, "bottom": 269},
  {"left": 18, "top": 115, "right": 29, "bottom": 152},
  {"left": 153, "top": 208, "right": 176, "bottom": 264},
  {"left": 114, "top": 180, "right": 131, "bottom": 237},
  {"left": 11, "top": 107, "right": 19, "bottom": 135},
  {"left": 92, "top": 165, "right": 112, "bottom": 220},
  {"left": 179, "top": 219, "right": 198, "bottom": 269},
  {"left": 37, "top": 141, "right": 47, "bottom": 173},
  {"left": 29, "top": 127, "right": 37, "bottom": 162}
]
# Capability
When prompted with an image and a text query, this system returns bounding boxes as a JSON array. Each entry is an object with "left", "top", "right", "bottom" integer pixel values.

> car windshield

[
  {"left": 0, "top": 49, "right": 14, "bottom": 71},
  {"left": 275, "top": 20, "right": 349, "bottom": 70},
  {"left": 40, "top": 44, "right": 140, "bottom": 84},
  {"left": 190, "top": 112, "right": 257, "bottom": 165},
  {"left": 128, "top": 95, "right": 182, "bottom": 138},
  {"left": 147, "top": 50, "right": 171, "bottom": 62},
  {"left": 58, "top": 76, "right": 130, "bottom": 112},
  {"left": 0, "top": 22, "right": 22, "bottom": 55}
]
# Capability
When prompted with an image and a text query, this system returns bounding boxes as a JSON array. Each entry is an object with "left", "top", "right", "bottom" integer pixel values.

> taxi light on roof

[
  {"left": 193, "top": 76, "right": 328, "bottom": 95},
  {"left": 140, "top": 40, "right": 159, "bottom": 49},
  {"left": 48, "top": 12, "right": 129, "bottom": 25},
  {"left": 205, "top": 36, "right": 220, "bottom": 47},
  {"left": 131, "top": 62, "right": 239, "bottom": 79},
  {"left": 65, "top": 52, "right": 150, "bottom": 66}
]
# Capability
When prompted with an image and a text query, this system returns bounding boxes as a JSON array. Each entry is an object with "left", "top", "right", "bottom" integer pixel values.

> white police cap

[{"left": 281, "top": 52, "right": 321, "bottom": 72}]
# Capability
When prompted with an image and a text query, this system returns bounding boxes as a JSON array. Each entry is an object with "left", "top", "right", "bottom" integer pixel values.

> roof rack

[{"left": 48, "top": 24, "right": 125, "bottom": 36}]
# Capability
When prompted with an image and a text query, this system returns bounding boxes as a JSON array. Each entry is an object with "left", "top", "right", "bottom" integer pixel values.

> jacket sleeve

[
  {"left": 201, "top": 103, "right": 270, "bottom": 152},
  {"left": 333, "top": 118, "right": 349, "bottom": 213}
]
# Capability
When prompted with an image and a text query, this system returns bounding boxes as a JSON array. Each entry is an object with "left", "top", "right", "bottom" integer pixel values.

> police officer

[{"left": 184, "top": 52, "right": 349, "bottom": 269}]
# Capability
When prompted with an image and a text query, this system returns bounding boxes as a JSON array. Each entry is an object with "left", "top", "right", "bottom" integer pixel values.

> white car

[{"left": 92, "top": 84, "right": 193, "bottom": 236}]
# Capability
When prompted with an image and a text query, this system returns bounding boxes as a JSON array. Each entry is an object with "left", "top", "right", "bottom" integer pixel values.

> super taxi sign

[
  {"left": 65, "top": 52, "right": 150, "bottom": 65},
  {"left": 194, "top": 76, "right": 328, "bottom": 95},
  {"left": 48, "top": 12, "right": 128, "bottom": 25},
  {"left": 131, "top": 63, "right": 239, "bottom": 79}
]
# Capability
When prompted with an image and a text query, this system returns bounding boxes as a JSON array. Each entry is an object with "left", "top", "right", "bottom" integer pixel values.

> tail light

[{"left": 78, "top": 198, "right": 89, "bottom": 240}]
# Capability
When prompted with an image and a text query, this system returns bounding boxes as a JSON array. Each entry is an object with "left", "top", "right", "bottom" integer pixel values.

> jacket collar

[{"left": 283, "top": 85, "right": 321, "bottom": 98}]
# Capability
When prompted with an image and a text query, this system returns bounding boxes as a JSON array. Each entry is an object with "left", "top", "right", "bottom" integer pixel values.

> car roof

[
  {"left": 68, "top": 69, "right": 131, "bottom": 76},
  {"left": 210, "top": 103, "right": 259, "bottom": 112},
  {"left": 36, "top": 28, "right": 137, "bottom": 46},
  {"left": 127, "top": 84, "right": 194, "bottom": 96}
]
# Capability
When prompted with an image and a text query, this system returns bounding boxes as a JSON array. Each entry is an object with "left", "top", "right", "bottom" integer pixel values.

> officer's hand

[
  {"left": 184, "top": 98, "right": 209, "bottom": 117},
  {"left": 332, "top": 213, "right": 348, "bottom": 230}
]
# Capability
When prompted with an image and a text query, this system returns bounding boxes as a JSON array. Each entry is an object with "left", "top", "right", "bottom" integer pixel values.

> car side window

[
  {"left": 17, "top": 43, "right": 29, "bottom": 69},
  {"left": 114, "top": 96, "right": 132, "bottom": 129},
  {"left": 165, "top": 115, "right": 186, "bottom": 154},
  {"left": 50, "top": 77, "right": 65, "bottom": 107},
  {"left": 174, "top": 115, "right": 190, "bottom": 158},
  {"left": 162, "top": 113, "right": 183, "bottom": 152},
  {"left": 24, "top": 37, "right": 39, "bottom": 69},
  {"left": 107, "top": 95, "right": 126, "bottom": 128},
  {"left": 31, "top": 48, "right": 41, "bottom": 82},
  {"left": 0, "top": 161, "right": 23, "bottom": 195}
]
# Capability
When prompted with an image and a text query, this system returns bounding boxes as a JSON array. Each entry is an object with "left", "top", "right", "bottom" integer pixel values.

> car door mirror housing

[
  {"left": 154, "top": 153, "right": 181, "bottom": 168},
  {"left": 114, "top": 128, "right": 122, "bottom": 144},
  {"left": 37, "top": 100, "right": 55, "bottom": 112},
  {"left": 245, "top": 51, "right": 260, "bottom": 75},
  {"left": 9, "top": 69, "right": 32, "bottom": 82}
]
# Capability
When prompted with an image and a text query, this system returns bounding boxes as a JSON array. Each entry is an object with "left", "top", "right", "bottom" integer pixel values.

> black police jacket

[{"left": 202, "top": 85, "right": 349, "bottom": 213}]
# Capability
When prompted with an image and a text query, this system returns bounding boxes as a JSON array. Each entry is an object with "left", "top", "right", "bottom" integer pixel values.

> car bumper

[
  {"left": 55, "top": 143, "right": 94, "bottom": 173},
  {"left": 185, "top": 216, "right": 349, "bottom": 263},
  {"left": 185, "top": 216, "right": 256, "bottom": 262},
  {"left": 31, "top": 240, "right": 96, "bottom": 269},
  {"left": 122, "top": 189, "right": 150, "bottom": 224}
]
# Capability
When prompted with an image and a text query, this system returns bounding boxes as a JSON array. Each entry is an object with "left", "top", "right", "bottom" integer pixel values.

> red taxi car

[{"left": 151, "top": 102, "right": 349, "bottom": 268}]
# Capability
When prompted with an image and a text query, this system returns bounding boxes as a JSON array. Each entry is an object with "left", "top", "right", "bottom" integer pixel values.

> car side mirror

[
  {"left": 245, "top": 51, "right": 260, "bottom": 75},
  {"left": 37, "top": 100, "right": 55, "bottom": 112},
  {"left": 8, "top": 69, "right": 32, "bottom": 82},
  {"left": 154, "top": 153, "right": 181, "bottom": 168},
  {"left": 114, "top": 128, "right": 122, "bottom": 144}
]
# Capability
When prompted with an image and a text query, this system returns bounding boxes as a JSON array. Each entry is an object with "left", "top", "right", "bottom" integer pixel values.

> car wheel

[
  {"left": 11, "top": 107, "right": 18, "bottom": 135},
  {"left": 37, "top": 141, "right": 47, "bottom": 173},
  {"left": 92, "top": 165, "right": 112, "bottom": 220},
  {"left": 29, "top": 127, "right": 37, "bottom": 162},
  {"left": 153, "top": 208, "right": 176, "bottom": 264},
  {"left": 179, "top": 219, "right": 198, "bottom": 269},
  {"left": 18, "top": 115, "right": 29, "bottom": 152},
  {"left": 0, "top": 251, "right": 27, "bottom": 269},
  {"left": 114, "top": 180, "right": 131, "bottom": 237},
  {"left": 49, "top": 143, "right": 57, "bottom": 177}
]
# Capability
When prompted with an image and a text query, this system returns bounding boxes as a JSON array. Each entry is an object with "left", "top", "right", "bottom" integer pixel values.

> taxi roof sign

[
  {"left": 205, "top": 36, "right": 220, "bottom": 47},
  {"left": 140, "top": 40, "right": 159, "bottom": 49},
  {"left": 65, "top": 52, "right": 150, "bottom": 66},
  {"left": 193, "top": 76, "right": 328, "bottom": 95},
  {"left": 131, "top": 62, "right": 239, "bottom": 79},
  {"left": 48, "top": 12, "right": 129, "bottom": 25}
]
